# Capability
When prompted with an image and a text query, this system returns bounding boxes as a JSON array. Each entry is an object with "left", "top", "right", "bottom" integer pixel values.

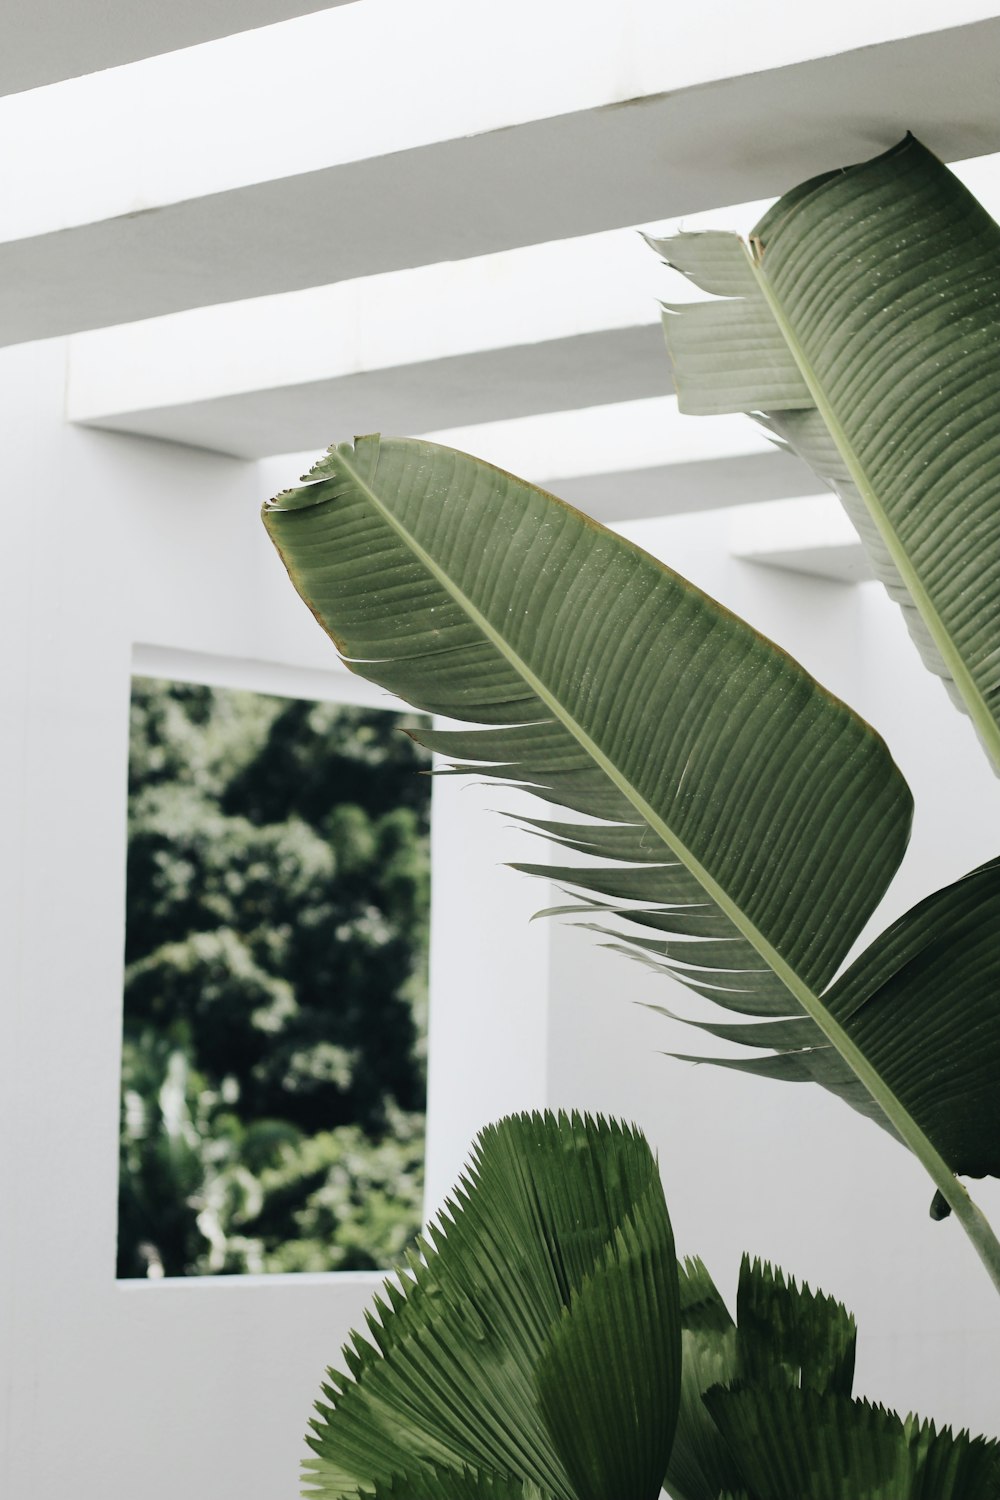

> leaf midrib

[
  {"left": 295, "top": 441, "right": 1000, "bottom": 1294},
  {"left": 746, "top": 238, "right": 1000, "bottom": 771},
  {"left": 325, "top": 444, "right": 791, "bottom": 990}
]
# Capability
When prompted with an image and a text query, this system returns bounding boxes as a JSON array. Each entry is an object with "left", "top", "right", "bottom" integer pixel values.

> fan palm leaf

[
  {"left": 301, "top": 1115, "right": 997, "bottom": 1500},
  {"left": 303, "top": 1111, "right": 680, "bottom": 1500},
  {"left": 704, "top": 1386, "right": 1000, "bottom": 1500}
]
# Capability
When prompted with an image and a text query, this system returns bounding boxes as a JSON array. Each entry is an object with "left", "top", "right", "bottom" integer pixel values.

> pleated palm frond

[
  {"left": 359, "top": 1470, "right": 539, "bottom": 1500},
  {"left": 666, "top": 1255, "right": 998, "bottom": 1500},
  {"left": 733, "top": 1257, "right": 856, "bottom": 1397},
  {"left": 302, "top": 1111, "right": 680, "bottom": 1500},
  {"left": 704, "top": 1386, "right": 1000, "bottom": 1500},
  {"left": 650, "top": 133, "right": 1000, "bottom": 771},
  {"left": 298, "top": 1108, "right": 996, "bottom": 1500},
  {"left": 665, "top": 1256, "right": 855, "bottom": 1500},
  {"left": 665, "top": 1259, "right": 741, "bottom": 1500}
]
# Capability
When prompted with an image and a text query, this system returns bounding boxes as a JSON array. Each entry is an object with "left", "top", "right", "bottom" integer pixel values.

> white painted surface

[
  {"left": 7, "top": 9, "right": 1000, "bottom": 341},
  {"left": 0, "top": 0, "right": 351, "bottom": 98},
  {"left": 62, "top": 190, "right": 777, "bottom": 446},
  {"left": 543, "top": 505, "right": 1000, "bottom": 1438},
  {"left": 0, "top": 342, "right": 549, "bottom": 1500},
  {"left": 729, "top": 494, "right": 872, "bottom": 581},
  {"left": 60, "top": 191, "right": 772, "bottom": 451},
  {"left": 66, "top": 229, "right": 667, "bottom": 449},
  {"left": 425, "top": 398, "right": 767, "bottom": 481},
  {"left": 6, "top": 0, "right": 999, "bottom": 243}
]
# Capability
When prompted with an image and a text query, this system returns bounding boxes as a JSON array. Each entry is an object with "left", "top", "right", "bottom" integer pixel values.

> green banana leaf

[
  {"left": 303, "top": 1111, "right": 680, "bottom": 1500},
  {"left": 665, "top": 856, "right": 1000, "bottom": 1190},
  {"left": 650, "top": 134, "right": 1000, "bottom": 770},
  {"left": 262, "top": 436, "right": 1000, "bottom": 1272},
  {"left": 263, "top": 436, "right": 910, "bottom": 1005}
]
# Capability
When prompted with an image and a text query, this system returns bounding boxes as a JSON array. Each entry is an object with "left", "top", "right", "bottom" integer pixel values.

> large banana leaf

[
  {"left": 263, "top": 437, "right": 909, "bottom": 1001},
  {"left": 650, "top": 134, "right": 1000, "bottom": 770},
  {"left": 302, "top": 1112, "right": 680, "bottom": 1500},
  {"left": 662, "top": 858, "right": 1000, "bottom": 1193},
  {"left": 262, "top": 437, "right": 1000, "bottom": 1280}
]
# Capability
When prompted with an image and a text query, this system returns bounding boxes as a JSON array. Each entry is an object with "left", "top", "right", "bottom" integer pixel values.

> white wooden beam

[
  {"left": 6, "top": 2, "right": 1000, "bottom": 342},
  {"left": 66, "top": 228, "right": 672, "bottom": 453},
  {"left": 75, "top": 157, "right": 987, "bottom": 490},
  {"left": 729, "top": 495, "right": 871, "bottom": 583},
  {"left": 538, "top": 455, "right": 823, "bottom": 524},
  {"left": 0, "top": 1, "right": 351, "bottom": 98},
  {"left": 255, "top": 397, "right": 824, "bottom": 528},
  {"left": 421, "top": 402, "right": 823, "bottom": 523}
]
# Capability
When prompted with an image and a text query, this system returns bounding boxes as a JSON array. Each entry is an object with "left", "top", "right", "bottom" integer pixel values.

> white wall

[
  {"left": 544, "top": 506, "right": 1000, "bottom": 1437},
  {"left": 0, "top": 338, "right": 550, "bottom": 1500},
  {"left": 2, "top": 335, "right": 998, "bottom": 1496}
]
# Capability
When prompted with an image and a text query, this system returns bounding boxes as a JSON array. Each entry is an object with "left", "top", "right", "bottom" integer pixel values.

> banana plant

[
  {"left": 262, "top": 419, "right": 1000, "bottom": 1292},
  {"left": 649, "top": 134, "right": 1000, "bottom": 770},
  {"left": 303, "top": 1111, "right": 1000, "bottom": 1500}
]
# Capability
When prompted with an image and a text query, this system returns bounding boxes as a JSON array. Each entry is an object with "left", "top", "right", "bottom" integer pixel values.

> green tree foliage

[{"left": 118, "top": 678, "right": 430, "bottom": 1278}]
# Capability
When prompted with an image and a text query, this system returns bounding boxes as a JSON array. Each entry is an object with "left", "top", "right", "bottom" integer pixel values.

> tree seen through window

[{"left": 118, "top": 678, "right": 431, "bottom": 1277}]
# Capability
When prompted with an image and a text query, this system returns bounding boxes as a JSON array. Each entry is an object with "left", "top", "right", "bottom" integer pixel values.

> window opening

[{"left": 118, "top": 675, "right": 431, "bottom": 1278}]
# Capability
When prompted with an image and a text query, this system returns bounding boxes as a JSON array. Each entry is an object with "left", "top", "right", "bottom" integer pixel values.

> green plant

[
  {"left": 262, "top": 137, "right": 1000, "bottom": 1286},
  {"left": 261, "top": 135, "right": 1000, "bottom": 1491},
  {"left": 303, "top": 1111, "right": 999, "bottom": 1499},
  {"left": 653, "top": 134, "right": 1000, "bottom": 770},
  {"left": 119, "top": 681, "right": 430, "bottom": 1275}
]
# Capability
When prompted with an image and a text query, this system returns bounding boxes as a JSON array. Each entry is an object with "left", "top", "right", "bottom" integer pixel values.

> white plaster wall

[
  {"left": 2, "top": 336, "right": 998, "bottom": 1494},
  {"left": 543, "top": 506, "right": 1000, "bottom": 1438},
  {"left": 0, "top": 340, "right": 549, "bottom": 1500}
]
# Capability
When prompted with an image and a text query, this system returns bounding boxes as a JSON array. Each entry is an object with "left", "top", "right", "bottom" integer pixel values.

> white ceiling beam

[
  {"left": 255, "top": 397, "right": 825, "bottom": 529},
  {"left": 68, "top": 139, "right": 1000, "bottom": 461},
  {"left": 421, "top": 402, "right": 823, "bottom": 524},
  {"left": 67, "top": 226, "right": 677, "bottom": 453},
  {"left": 68, "top": 206, "right": 820, "bottom": 515},
  {"left": 534, "top": 455, "right": 822, "bottom": 525},
  {"left": 6, "top": 2, "right": 1000, "bottom": 343},
  {"left": 729, "top": 496, "right": 871, "bottom": 583},
  {"left": 0, "top": 1, "right": 352, "bottom": 98}
]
